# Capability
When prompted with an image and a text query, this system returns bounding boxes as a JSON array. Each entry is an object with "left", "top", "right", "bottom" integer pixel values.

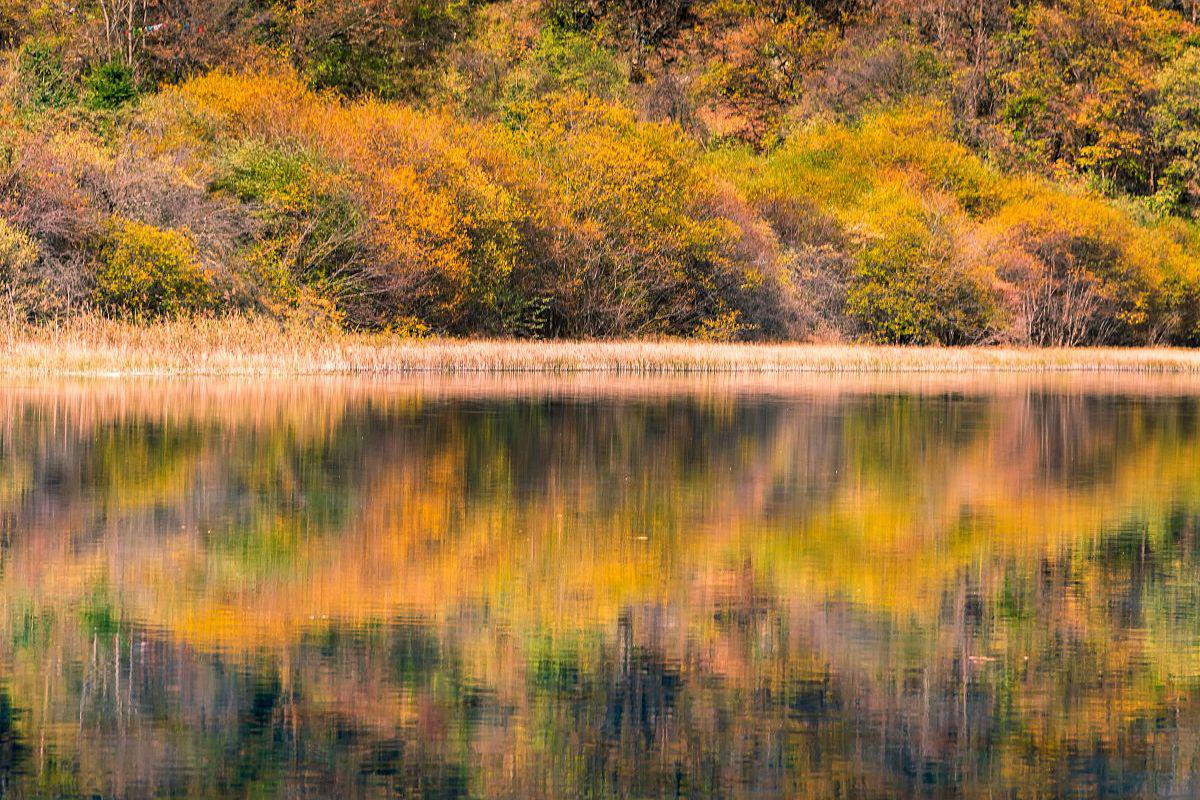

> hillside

[{"left": 3, "top": 0, "right": 1200, "bottom": 345}]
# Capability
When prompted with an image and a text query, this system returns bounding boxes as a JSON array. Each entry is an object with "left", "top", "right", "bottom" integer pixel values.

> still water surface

[{"left": 2, "top": 375, "right": 1200, "bottom": 798}]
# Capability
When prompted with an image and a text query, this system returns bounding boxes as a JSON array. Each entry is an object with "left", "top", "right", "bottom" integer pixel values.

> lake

[{"left": 1, "top": 375, "right": 1199, "bottom": 798}]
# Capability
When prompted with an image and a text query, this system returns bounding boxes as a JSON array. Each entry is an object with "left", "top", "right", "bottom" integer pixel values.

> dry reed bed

[{"left": 6, "top": 317, "right": 1200, "bottom": 375}]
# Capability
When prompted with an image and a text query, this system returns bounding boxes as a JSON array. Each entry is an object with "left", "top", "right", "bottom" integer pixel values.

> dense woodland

[{"left": 5, "top": 1, "right": 1200, "bottom": 344}]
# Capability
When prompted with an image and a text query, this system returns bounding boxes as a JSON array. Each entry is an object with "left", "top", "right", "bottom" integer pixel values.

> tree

[
  {"left": 1152, "top": 47, "right": 1200, "bottom": 213},
  {"left": 92, "top": 0, "right": 147, "bottom": 67},
  {"left": 601, "top": 0, "right": 692, "bottom": 81},
  {"left": 139, "top": 0, "right": 248, "bottom": 79},
  {"left": 892, "top": 0, "right": 1013, "bottom": 120},
  {"left": 994, "top": 0, "right": 1169, "bottom": 193},
  {"left": 280, "top": 0, "right": 476, "bottom": 98}
]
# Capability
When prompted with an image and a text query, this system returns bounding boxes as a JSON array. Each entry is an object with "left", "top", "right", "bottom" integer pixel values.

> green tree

[
  {"left": 83, "top": 60, "right": 137, "bottom": 108},
  {"left": 1152, "top": 47, "right": 1200, "bottom": 214}
]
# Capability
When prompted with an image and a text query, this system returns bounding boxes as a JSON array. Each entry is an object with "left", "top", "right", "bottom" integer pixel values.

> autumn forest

[{"left": 4, "top": 1, "right": 1200, "bottom": 346}]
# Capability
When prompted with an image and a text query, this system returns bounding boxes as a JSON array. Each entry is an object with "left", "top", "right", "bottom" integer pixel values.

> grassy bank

[{"left": 5, "top": 317, "right": 1200, "bottom": 376}]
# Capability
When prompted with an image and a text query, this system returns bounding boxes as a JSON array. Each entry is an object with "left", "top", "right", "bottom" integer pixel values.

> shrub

[
  {"left": 166, "top": 68, "right": 313, "bottom": 141},
  {"left": 0, "top": 217, "right": 45, "bottom": 320},
  {"left": 168, "top": 69, "right": 774, "bottom": 337},
  {"left": 94, "top": 218, "right": 214, "bottom": 318},
  {"left": 365, "top": 125, "right": 544, "bottom": 335},
  {"left": 715, "top": 104, "right": 1006, "bottom": 220},
  {"left": 503, "top": 28, "right": 626, "bottom": 111},
  {"left": 846, "top": 193, "right": 999, "bottom": 345},
  {"left": 84, "top": 61, "right": 137, "bottom": 110},
  {"left": 988, "top": 191, "right": 1177, "bottom": 345},
  {"left": 15, "top": 40, "right": 75, "bottom": 108},
  {"left": 0, "top": 218, "right": 37, "bottom": 271},
  {"left": 213, "top": 142, "right": 368, "bottom": 315},
  {"left": 519, "top": 93, "right": 768, "bottom": 337},
  {"left": 710, "top": 103, "right": 1200, "bottom": 345},
  {"left": 709, "top": 106, "right": 1009, "bottom": 342},
  {"left": 0, "top": 130, "right": 110, "bottom": 314},
  {"left": 170, "top": 69, "right": 548, "bottom": 332},
  {"left": 130, "top": 64, "right": 1200, "bottom": 344},
  {"left": 216, "top": 144, "right": 331, "bottom": 214}
]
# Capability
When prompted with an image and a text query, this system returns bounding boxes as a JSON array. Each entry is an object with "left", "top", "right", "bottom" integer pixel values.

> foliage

[
  {"left": 694, "top": 1, "right": 841, "bottom": 140},
  {"left": 988, "top": 189, "right": 1194, "bottom": 345},
  {"left": 505, "top": 27, "right": 626, "bottom": 108},
  {"left": 715, "top": 104, "right": 1200, "bottom": 344},
  {"left": 0, "top": 219, "right": 38, "bottom": 273},
  {"left": 212, "top": 143, "right": 364, "bottom": 315},
  {"left": 846, "top": 192, "right": 998, "bottom": 345},
  {"left": 434, "top": 5, "right": 628, "bottom": 121},
  {"left": 995, "top": 0, "right": 1183, "bottom": 194},
  {"left": 518, "top": 93, "right": 765, "bottom": 337},
  {"left": 15, "top": 40, "right": 74, "bottom": 108},
  {"left": 4, "top": 0, "right": 1200, "bottom": 342},
  {"left": 280, "top": 0, "right": 478, "bottom": 99},
  {"left": 157, "top": 68, "right": 779, "bottom": 337},
  {"left": 167, "top": 68, "right": 543, "bottom": 332},
  {"left": 0, "top": 217, "right": 44, "bottom": 319},
  {"left": 94, "top": 218, "right": 214, "bottom": 318},
  {"left": 1152, "top": 47, "right": 1200, "bottom": 214},
  {"left": 83, "top": 61, "right": 137, "bottom": 109}
]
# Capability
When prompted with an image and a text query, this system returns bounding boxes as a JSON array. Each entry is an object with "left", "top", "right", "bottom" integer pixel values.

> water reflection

[{"left": 2, "top": 376, "right": 1200, "bottom": 798}]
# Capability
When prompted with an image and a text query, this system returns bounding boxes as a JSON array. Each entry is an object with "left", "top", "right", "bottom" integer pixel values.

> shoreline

[{"left": 4, "top": 318, "right": 1200, "bottom": 376}]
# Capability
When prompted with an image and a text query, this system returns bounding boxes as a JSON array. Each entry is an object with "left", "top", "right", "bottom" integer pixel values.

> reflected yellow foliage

[{"left": 0, "top": 378, "right": 1199, "bottom": 797}]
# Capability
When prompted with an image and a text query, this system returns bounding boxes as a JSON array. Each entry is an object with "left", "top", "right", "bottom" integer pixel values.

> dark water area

[{"left": 2, "top": 375, "right": 1200, "bottom": 798}]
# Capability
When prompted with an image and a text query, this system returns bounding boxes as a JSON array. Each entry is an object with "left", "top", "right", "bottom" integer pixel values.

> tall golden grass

[{"left": 6, "top": 315, "right": 1200, "bottom": 375}]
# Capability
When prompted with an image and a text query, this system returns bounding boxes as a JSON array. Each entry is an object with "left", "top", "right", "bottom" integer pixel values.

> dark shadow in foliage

[{"left": 0, "top": 688, "right": 29, "bottom": 795}]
